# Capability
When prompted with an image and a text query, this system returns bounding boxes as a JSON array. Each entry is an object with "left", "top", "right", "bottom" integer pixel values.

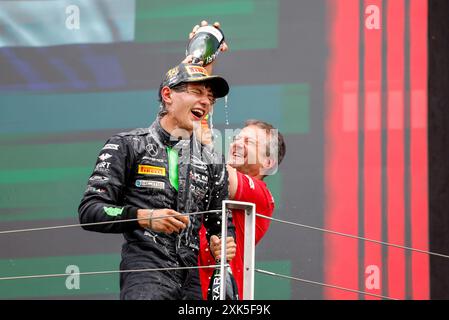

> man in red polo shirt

[{"left": 197, "top": 119, "right": 287, "bottom": 299}]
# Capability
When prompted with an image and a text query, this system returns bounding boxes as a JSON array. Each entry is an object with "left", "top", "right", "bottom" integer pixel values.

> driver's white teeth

[{"left": 192, "top": 109, "right": 204, "bottom": 116}]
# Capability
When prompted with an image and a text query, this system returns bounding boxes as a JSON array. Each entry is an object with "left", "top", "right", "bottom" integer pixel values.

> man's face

[
  {"left": 228, "top": 125, "right": 273, "bottom": 177},
  {"left": 166, "top": 82, "right": 215, "bottom": 133}
]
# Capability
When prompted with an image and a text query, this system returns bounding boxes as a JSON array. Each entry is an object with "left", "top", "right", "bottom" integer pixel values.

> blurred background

[{"left": 0, "top": 0, "right": 431, "bottom": 299}]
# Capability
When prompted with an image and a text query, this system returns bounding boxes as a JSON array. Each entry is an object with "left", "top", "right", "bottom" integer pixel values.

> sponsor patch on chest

[
  {"left": 138, "top": 165, "right": 165, "bottom": 176},
  {"left": 135, "top": 180, "right": 165, "bottom": 190}
]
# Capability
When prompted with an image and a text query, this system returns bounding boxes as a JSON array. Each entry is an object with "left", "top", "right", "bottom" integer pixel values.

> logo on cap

[
  {"left": 166, "top": 66, "right": 179, "bottom": 78},
  {"left": 185, "top": 65, "right": 208, "bottom": 77}
]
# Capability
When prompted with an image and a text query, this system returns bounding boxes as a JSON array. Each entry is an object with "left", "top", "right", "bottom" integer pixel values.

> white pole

[
  {"left": 243, "top": 203, "right": 255, "bottom": 300},
  {"left": 219, "top": 202, "right": 228, "bottom": 300},
  {"left": 222, "top": 200, "right": 256, "bottom": 300}
]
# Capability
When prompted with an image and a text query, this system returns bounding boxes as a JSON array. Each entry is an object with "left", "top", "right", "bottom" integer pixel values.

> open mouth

[
  {"left": 191, "top": 108, "right": 205, "bottom": 120},
  {"left": 232, "top": 152, "right": 245, "bottom": 162}
]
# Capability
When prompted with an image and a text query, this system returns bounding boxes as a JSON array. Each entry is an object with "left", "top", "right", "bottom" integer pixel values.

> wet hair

[{"left": 244, "top": 119, "right": 286, "bottom": 166}]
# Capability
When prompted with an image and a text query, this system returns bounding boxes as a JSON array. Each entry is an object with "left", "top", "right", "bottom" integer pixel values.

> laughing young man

[{"left": 78, "top": 58, "right": 236, "bottom": 300}]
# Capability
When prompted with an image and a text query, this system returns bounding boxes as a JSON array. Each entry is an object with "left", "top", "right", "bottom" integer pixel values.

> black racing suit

[{"left": 78, "top": 119, "right": 234, "bottom": 300}]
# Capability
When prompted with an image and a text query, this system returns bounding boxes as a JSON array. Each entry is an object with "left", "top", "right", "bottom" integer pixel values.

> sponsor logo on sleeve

[
  {"left": 103, "top": 206, "right": 123, "bottom": 217},
  {"left": 89, "top": 175, "right": 109, "bottom": 182},
  {"left": 85, "top": 186, "right": 106, "bottom": 193},
  {"left": 95, "top": 161, "right": 111, "bottom": 172},
  {"left": 135, "top": 180, "right": 165, "bottom": 190},
  {"left": 138, "top": 165, "right": 165, "bottom": 176},
  {"left": 102, "top": 144, "right": 119, "bottom": 151},
  {"left": 98, "top": 153, "right": 112, "bottom": 161}
]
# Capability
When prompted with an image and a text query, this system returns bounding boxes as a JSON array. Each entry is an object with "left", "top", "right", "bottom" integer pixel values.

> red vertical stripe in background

[
  {"left": 363, "top": 0, "right": 383, "bottom": 300},
  {"left": 324, "top": 0, "right": 359, "bottom": 299},
  {"left": 387, "top": 0, "right": 406, "bottom": 300},
  {"left": 410, "top": 0, "right": 429, "bottom": 300}
]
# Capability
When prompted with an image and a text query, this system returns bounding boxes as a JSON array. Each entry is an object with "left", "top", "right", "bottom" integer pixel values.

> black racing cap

[{"left": 161, "top": 63, "right": 229, "bottom": 98}]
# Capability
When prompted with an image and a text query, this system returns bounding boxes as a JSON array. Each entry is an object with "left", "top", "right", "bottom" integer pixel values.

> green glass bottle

[{"left": 186, "top": 25, "right": 225, "bottom": 66}]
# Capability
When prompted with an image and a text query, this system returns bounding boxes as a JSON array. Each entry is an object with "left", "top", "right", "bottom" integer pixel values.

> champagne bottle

[
  {"left": 186, "top": 25, "right": 225, "bottom": 66},
  {"left": 207, "top": 261, "right": 239, "bottom": 300}
]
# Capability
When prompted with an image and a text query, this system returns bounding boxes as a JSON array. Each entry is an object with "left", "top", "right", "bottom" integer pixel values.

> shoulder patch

[{"left": 103, "top": 206, "right": 124, "bottom": 217}]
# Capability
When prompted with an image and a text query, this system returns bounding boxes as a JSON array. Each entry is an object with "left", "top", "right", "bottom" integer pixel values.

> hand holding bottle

[
  {"left": 208, "top": 234, "right": 239, "bottom": 300},
  {"left": 210, "top": 234, "right": 236, "bottom": 261}
]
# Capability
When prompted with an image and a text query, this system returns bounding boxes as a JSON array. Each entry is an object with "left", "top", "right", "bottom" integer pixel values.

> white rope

[
  {"left": 255, "top": 268, "right": 398, "bottom": 300},
  {"left": 0, "top": 264, "right": 227, "bottom": 282},
  {"left": 257, "top": 214, "right": 449, "bottom": 260},
  {"left": 0, "top": 210, "right": 220, "bottom": 235}
]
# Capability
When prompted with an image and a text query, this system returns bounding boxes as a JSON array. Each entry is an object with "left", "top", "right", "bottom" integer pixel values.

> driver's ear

[{"left": 161, "top": 86, "right": 172, "bottom": 104}]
